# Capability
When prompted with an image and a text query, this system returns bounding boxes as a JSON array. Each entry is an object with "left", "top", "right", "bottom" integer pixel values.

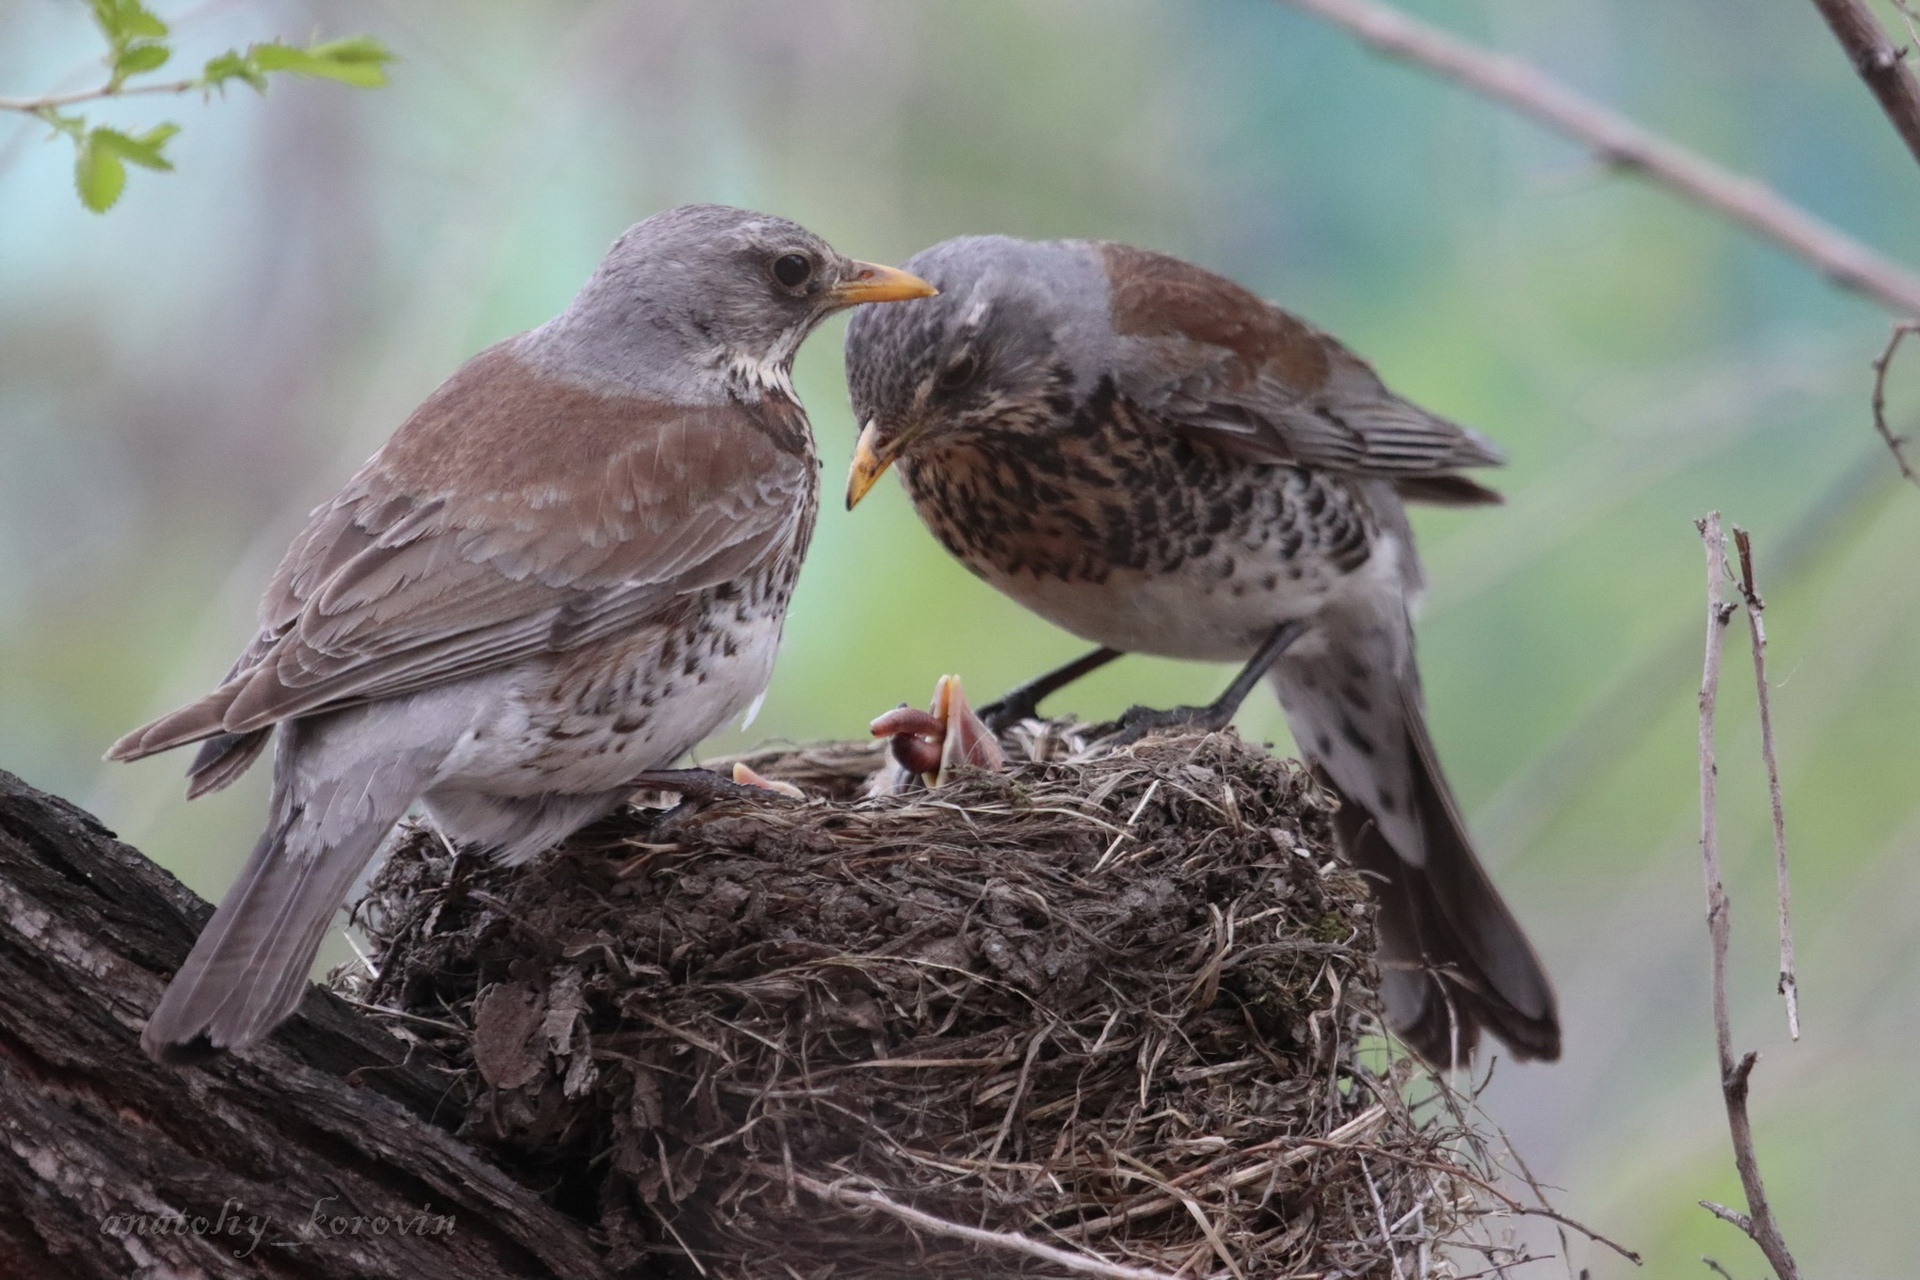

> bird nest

[{"left": 337, "top": 726, "right": 1545, "bottom": 1279}]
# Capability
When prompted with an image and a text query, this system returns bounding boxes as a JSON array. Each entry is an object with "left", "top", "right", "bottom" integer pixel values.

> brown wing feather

[
  {"left": 110, "top": 344, "right": 814, "bottom": 762},
  {"left": 1392, "top": 474, "right": 1503, "bottom": 506},
  {"left": 1098, "top": 242, "right": 1503, "bottom": 479}
]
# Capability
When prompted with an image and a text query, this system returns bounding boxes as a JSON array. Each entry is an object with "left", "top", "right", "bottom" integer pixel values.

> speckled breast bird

[
  {"left": 110, "top": 204, "right": 934, "bottom": 1062},
  {"left": 841, "top": 236, "right": 1557, "bottom": 1065}
]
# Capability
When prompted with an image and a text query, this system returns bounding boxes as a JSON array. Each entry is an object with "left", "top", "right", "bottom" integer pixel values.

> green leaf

[
  {"left": 74, "top": 130, "right": 128, "bottom": 213},
  {"left": 202, "top": 50, "right": 268, "bottom": 94},
  {"left": 250, "top": 36, "right": 395, "bottom": 88},
  {"left": 92, "top": 124, "right": 177, "bottom": 172},
  {"left": 135, "top": 122, "right": 180, "bottom": 151},
  {"left": 89, "top": 0, "right": 168, "bottom": 48},
  {"left": 113, "top": 42, "right": 170, "bottom": 77}
]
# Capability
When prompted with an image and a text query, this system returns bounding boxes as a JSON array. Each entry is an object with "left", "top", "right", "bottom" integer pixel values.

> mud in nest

[{"left": 338, "top": 729, "right": 1534, "bottom": 1279}]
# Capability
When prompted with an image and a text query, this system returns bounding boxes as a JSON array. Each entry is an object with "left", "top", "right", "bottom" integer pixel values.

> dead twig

[
  {"left": 781, "top": 1170, "right": 1187, "bottom": 1280},
  {"left": 1807, "top": 0, "right": 1920, "bottom": 173},
  {"left": 1290, "top": 1134, "right": 1643, "bottom": 1266},
  {"left": 1869, "top": 322, "right": 1920, "bottom": 489},
  {"left": 1730, "top": 528, "right": 1801, "bottom": 1040},
  {"left": 1895, "top": 0, "right": 1920, "bottom": 49},
  {"left": 1276, "top": 0, "right": 1920, "bottom": 317},
  {"left": 1694, "top": 513, "right": 1803, "bottom": 1280}
]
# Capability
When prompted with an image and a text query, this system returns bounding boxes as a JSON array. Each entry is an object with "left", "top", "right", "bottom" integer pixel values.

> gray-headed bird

[
  {"left": 841, "top": 235, "right": 1556, "bottom": 1066},
  {"left": 111, "top": 204, "right": 934, "bottom": 1062}
]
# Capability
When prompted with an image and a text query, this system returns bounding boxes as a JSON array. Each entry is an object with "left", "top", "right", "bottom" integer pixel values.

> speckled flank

[
  {"left": 422, "top": 529, "right": 807, "bottom": 864},
  {"left": 899, "top": 377, "right": 1375, "bottom": 660}
]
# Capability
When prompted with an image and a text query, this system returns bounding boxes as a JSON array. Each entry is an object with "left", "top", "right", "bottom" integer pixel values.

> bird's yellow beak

[
  {"left": 845, "top": 419, "right": 895, "bottom": 509},
  {"left": 830, "top": 261, "right": 938, "bottom": 306}
]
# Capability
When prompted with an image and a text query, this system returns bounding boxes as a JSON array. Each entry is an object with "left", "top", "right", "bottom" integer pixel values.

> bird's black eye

[
  {"left": 772, "top": 253, "right": 813, "bottom": 289},
  {"left": 936, "top": 352, "right": 980, "bottom": 393}
]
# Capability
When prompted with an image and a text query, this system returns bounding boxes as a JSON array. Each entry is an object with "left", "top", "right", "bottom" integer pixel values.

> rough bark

[{"left": 0, "top": 767, "right": 612, "bottom": 1280}]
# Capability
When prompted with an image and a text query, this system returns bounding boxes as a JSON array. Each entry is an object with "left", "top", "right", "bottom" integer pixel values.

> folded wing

[
  {"left": 1098, "top": 242, "right": 1503, "bottom": 487},
  {"left": 111, "top": 344, "right": 814, "bottom": 765}
]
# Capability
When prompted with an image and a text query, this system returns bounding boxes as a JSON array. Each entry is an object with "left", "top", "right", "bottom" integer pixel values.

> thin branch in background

[
  {"left": 1731, "top": 527, "right": 1801, "bottom": 1041},
  {"left": 0, "top": 78, "right": 204, "bottom": 113},
  {"left": 1276, "top": 0, "right": 1920, "bottom": 316},
  {"left": 1693, "top": 510, "right": 1736, "bottom": 1125},
  {"left": 0, "top": 0, "right": 392, "bottom": 212},
  {"left": 1869, "top": 321, "right": 1920, "bottom": 489},
  {"left": 1693, "top": 513, "right": 1802, "bottom": 1280},
  {"left": 1701, "top": 1257, "right": 1738, "bottom": 1280},
  {"left": 1894, "top": 0, "right": 1920, "bottom": 48},
  {"left": 1807, "top": 0, "right": 1920, "bottom": 172}
]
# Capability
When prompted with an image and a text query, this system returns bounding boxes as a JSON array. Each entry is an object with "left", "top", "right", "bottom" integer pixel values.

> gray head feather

[
  {"left": 844, "top": 236, "right": 1113, "bottom": 443},
  {"left": 523, "top": 203, "right": 865, "bottom": 402}
]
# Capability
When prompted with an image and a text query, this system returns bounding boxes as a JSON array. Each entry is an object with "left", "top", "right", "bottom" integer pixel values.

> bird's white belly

[
  {"left": 435, "top": 612, "right": 784, "bottom": 796},
  {"left": 984, "top": 563, "right": 1334, "bottom": 663},
  {"left": 977, "top": 531, "right": 1410, "bottom": 664}
]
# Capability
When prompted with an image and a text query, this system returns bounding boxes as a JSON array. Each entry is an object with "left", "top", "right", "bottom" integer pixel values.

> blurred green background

[{"left": 4, "top": 0, "right": 1918, "bottom": 1272}]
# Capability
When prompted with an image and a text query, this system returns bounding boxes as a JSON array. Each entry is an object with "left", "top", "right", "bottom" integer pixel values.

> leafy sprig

[{"left": 1, "top": 0, "right": 394, "bottom": 212}]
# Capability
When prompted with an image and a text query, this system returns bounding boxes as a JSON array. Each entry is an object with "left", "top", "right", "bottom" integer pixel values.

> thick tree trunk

[{"left": 0, "top": 768, "right": 611, "bottom": 1280}]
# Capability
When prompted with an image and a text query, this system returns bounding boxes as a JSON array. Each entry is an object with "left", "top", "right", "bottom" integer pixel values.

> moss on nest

[{"left": 337, "top": 729, "right": 1533, "bottom": 1279}]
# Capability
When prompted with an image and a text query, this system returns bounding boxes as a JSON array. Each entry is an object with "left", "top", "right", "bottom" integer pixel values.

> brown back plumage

[
  {"left": 110, "top": 344, "right": 816, "bottom": 767},
  {"left": 1098, "top": 242, "right": 1506, "bottom": 482}
]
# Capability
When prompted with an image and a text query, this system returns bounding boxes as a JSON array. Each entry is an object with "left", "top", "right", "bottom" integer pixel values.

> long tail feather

[
  {"left": 1269, "top": 605, "right": 1559, "bottom": 1066},
  {"left": 143, "top": 736, "right": 434, "bottom": 1062}
]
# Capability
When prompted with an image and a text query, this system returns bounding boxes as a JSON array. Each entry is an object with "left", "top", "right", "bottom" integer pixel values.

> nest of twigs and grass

[{"left": 336, "top": 726, "right": 1556, "bottom": 1279}]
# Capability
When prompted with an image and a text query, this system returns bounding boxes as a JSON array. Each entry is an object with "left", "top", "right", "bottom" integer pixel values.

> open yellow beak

[
  {"left": 845, "top": 419, "right": 894, "bottom": 509},
  {"left": 830, "top": 261, "right": 938, "bottom": 306}
]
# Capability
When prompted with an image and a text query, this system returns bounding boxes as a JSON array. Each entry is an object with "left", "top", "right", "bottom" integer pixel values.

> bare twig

[
  {"left": 1276, "top": 0, "right": 1920, "bottom": 317},
  {"left": 1359, "top": 1155, "right": 1407, "bottom": 1280},
  {"left": 1694, "top": 513, "right": 1803, "bottom": 1280},
  {"left": 1292, "top": 1135, "right": 1644, "bottom": 1266},
  {"left": 1870, "top": 322, "right": 1920, "bottom": 488},
  {"left": 1701, "top": 1195, "right": 1755, "bottom": 1234},
  {"left": 780, "top": 1169, "right": 1187, "bottom": 1280},
  {"left": 0, "top": 79, "right": 206, "bottom": 114},
  {"left": 1896, "top": 0, "right": 1920, "bottom": 49},
  {"left": 1807, "top": 0, "right": 1920, "bottom": 173},
  {"left": 1731, "top": 528, "right": 1801, "bottom": 1040},
  {"left": 1701, "top": 1257, "right": 1738, "bottom": 1280},
  {"left": 1696, "top": 514, "right": 1737, "bottom": 1081}
]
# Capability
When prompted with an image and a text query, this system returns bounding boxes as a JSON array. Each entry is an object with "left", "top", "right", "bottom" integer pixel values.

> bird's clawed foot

[
  {"left": 630, "top": 767, "right": 801, "bottom": 805},
  {"left": 973, "top": 690, "right": 1041, "bottom": 736},
  {"left": 1101, "top": 700, "right": 1238, "bottom": 748}
]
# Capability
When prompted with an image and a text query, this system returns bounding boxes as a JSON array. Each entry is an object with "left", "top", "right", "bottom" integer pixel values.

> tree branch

[
  {"left": 0, "top": 768, "right": 612, "bottom": 1280},
  {"left": 0, "top": 79, "right": 204, "bottom": 114},
  {"left": 1870, "top": 321, "right": 1920, "bottom": 488},
  {"left": 1694, "top": 514, "right": 1802, "bottom": 1280},
  {"left": 1278, "top": 0, "right": 1920, "bottom": 317},
  {"left": 1731, "top": 528, "right": 1801, "bottom": 1041},
  {"left": 1807, "top": 0, "right": 1920, "bottom": 173}
]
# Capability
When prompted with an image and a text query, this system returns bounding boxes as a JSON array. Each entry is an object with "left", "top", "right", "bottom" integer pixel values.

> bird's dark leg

[
  {"left": 1105, "top": 620, "right": 1308, "bottom": 745},
  {"left": 976, "top": 647, "right": 1125, "bottom": 733}
]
